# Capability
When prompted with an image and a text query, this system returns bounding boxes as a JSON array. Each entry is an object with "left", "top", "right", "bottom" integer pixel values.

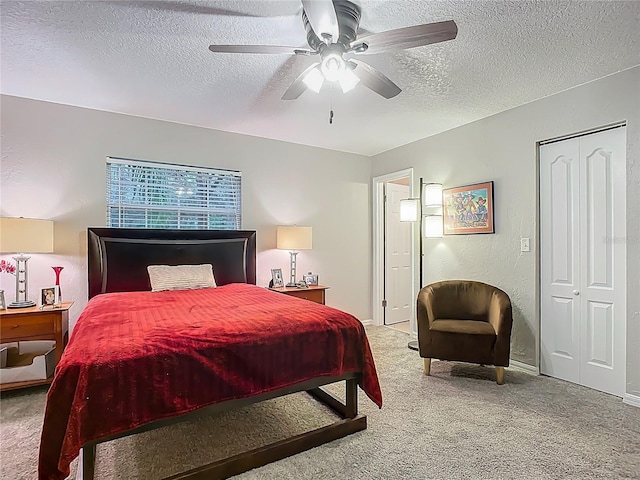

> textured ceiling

[{"left": 1, "top": 1, "right": 639, "bottom": 156}]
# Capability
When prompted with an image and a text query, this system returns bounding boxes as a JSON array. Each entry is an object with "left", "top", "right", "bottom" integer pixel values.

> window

[{"left": 106, "top": 158, "right": 241, "bottom": 229}]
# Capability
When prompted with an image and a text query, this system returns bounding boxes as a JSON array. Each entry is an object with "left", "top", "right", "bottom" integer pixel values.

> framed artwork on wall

[{"left": 443, "top": 181, "right": 494, "bottom": 235}]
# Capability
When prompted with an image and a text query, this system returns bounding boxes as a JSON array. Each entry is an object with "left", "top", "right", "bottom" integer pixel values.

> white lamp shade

[
  {"left": 277, "top": 226, "right": 312, "bottom": 250},
  {"left": 399, "top": 198, "right": 419, "bottom": 222},
  {"left": 423, "top": 215, "right": 443, "bottom": 238},
  {"left": 423, "top": 183, "right": 443, "bottom": 207},
  {"left": 0, "top": 217, "right": 54, "bottom": 253}
]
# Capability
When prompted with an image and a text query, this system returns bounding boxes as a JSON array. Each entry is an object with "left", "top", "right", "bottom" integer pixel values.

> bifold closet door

[
  {"left": 540, "top": 127, "right": 626, "bottom": 397},
  {"left": 540, "top": 137, "right": 581, "bottom": 385}
]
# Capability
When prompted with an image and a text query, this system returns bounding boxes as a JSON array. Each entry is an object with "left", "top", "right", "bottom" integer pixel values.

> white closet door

[
  {"left": 540, "top": 126, "right": 626, "bottom": 397},
  {"left": 540, "top": 138, "right": 581, "bottom": 384},
  {"left": 577, "top": 128, "right": 626, "bottom": 396}
]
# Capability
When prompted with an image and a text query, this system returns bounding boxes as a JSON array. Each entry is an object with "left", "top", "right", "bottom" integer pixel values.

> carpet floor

[{"left": 1, "top": 326, "right": 638, "bottom": 479}]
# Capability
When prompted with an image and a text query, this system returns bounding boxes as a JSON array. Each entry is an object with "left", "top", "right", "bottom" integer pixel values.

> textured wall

[
  {"left": 371, "top": 67, "right": 640, "bottom": 396},
  {"left": 0, "top": 96, "right": 373, "bottom": 325}
]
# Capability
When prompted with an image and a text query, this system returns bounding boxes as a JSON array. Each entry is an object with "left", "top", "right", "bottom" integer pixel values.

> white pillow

[{"left": 147, "top": 264, "right": 216, "bottom": 292}]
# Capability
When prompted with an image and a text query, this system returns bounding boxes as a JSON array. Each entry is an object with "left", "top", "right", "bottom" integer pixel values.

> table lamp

[
  {"left": 0, "top": 217, "right": 54, "bottom": 308},
  {"left": 276, "top": 226, "right": 312, "bottom": 287}
]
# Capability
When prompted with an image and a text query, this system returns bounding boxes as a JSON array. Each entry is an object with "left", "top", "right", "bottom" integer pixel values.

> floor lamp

[{"left": 400, "top": 179, "right": 443, "bottom": 351}]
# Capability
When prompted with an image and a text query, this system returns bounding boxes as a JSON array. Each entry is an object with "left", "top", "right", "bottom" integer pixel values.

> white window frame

[{"left": 106, "top": 157, "right": 242, "bottom": 230}]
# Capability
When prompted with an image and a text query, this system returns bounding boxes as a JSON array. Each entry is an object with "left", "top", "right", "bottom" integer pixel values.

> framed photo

[
  {"left": 302, "top": 274, "right": 318, "bottom": 286},
  {"left": 40, "top": 285, "right": 60, "bottom": 308},
  {"left": 270, "top": 268, "right": 285, "bottom": 288},
  {"left": 0, "top": 289, "right": 5, "bottom": 310},
  {"left": 443, "top": 181, "right": 494, "bottom": 235}
]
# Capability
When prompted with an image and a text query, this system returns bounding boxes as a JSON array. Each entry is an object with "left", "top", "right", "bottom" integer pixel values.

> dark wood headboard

[{"left": 88, "top": 228, "right": 256, "bottom": 299}]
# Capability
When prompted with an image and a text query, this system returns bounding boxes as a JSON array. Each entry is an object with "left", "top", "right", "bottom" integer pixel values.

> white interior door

[
  {"left": 540, "top": 138, "right": 581, "bottom": 384},
  {"left": 384, "top": 182, "right": 412, "bottom": 325},
  {"left": 540, "top": 126, "right": 626, "bottom": 397},
  {"left": 577, "top": 128, "right": 626, "bottom": 395}
]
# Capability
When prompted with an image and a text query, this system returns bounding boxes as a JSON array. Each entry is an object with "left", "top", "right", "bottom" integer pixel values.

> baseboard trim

[
  {"left": 360, "top": 319, "right": 373, "bottom": 326},
  {"left": 509, "top": 360, "right": 539, "bottom": 375},
  {"left": 623, "top": 393, "right": 640, "bottom": 408}
]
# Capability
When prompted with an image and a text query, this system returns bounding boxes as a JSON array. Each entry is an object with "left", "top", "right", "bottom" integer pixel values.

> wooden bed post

[
  {"left": 345, "top": 378, "right": 358, "bottom": 419},
  {"left": 77, "top": 443, "right": 96, "bottom": 480}
]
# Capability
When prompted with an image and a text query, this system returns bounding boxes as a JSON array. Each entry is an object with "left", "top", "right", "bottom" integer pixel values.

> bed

[{"left": 38, "top": 228, "right": 382, "bottom": 480}]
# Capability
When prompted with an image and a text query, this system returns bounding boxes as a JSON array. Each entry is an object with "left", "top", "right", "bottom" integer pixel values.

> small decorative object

[
  {"left": 270, "top": 268, "right": 285, "bottom": 288},
  {"left": 52, "top": 266, "right": 64, "bottom": 301},
  {"left": 302, "top": 273, "right": 318, "bottom": 286},
  {"left": 40, "top": 285, "right": 60, "bottom": 308},
  {"left": 443, "top": 181, "right": 494, "bottom": 235},
  {"left": 0, "top": 260, "right": 16, "bottom": 275},
  {"left": 0, "top": 261, "right": 16, "bottom": 309}
]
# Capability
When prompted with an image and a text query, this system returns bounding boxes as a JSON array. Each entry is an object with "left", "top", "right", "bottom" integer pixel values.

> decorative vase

[{"left": 52, "top": 266, "right": 63, "bottom": 301}]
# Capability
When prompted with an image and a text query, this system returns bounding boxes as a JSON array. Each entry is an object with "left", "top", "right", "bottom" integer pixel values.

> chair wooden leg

[
  {"left": 423, "top": 358, "right": 431, "bottom": 376},
  {"left": 495, "top": 366, "right": 505, "bottom": 385}
]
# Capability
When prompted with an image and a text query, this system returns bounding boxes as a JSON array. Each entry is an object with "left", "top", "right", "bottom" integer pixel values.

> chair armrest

[
  {"left": 417, "top": 286, "right": 437, "bottom": 353},
  {"left": 488, "top": 289, "right": 513, "bottom": 366}
]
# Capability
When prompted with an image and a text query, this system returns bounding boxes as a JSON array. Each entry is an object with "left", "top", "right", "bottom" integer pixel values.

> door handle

[{"left": 573, "top": 290, "right": 580, "bottom": 296}]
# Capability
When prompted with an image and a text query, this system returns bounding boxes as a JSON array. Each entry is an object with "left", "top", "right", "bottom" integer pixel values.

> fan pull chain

[{"left": 329, "top": 88, "right": 334, "bottom": 124}]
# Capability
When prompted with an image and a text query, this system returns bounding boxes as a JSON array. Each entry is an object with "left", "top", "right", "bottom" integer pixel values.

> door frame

[
  {"left": 537, "top": 122, "right": 627, "bottom": 395},
  {"left": 372, "top": 168, "right": 416, "bottom": 330}
]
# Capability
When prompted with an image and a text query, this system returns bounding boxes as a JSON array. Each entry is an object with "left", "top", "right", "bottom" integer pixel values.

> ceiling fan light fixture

[
  {"left": 207, "top": 3, "right": 459, "bottom": 103},
  {"left": 321, "top": 53, "right": 345, "bottom": 81},
  {"left": 302, "top": 67, "right": 325, "bottom": 93},
  {"left": 339, "top": 68, "right": 360, "bottom": 93}
]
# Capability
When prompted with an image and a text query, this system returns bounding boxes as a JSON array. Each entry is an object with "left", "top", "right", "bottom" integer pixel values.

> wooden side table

[
  {"left": 0, "top": 301, "right": 73, "bottom": 391},
  {"left": 270, "top": 285, "right": 329, "bottom": 305}
]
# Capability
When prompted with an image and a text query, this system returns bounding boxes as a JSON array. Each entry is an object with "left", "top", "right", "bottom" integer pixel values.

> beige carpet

[{"left": 1, "top": 326, "right": 639, "bottom": 479}]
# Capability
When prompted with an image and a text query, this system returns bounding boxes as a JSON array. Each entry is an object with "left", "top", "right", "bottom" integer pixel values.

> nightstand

[
  {"left": 271, "top": 285, "right": 329, "bottom": 305},
  {"left": 0, "top": 302, "right": 72, "bottom": 391}
]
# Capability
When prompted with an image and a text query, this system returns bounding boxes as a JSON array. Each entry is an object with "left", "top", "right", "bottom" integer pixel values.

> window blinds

[{"left": 106, "top": 158, "right": 241, "bottom": 230}]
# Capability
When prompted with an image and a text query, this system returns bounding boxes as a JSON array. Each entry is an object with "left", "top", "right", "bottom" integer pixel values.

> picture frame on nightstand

[
  {"left": 39, "top": 285, "right": 60, "bottom": 308},
  {"left": 270, "top": 268, "right": 285, "bottom": 288},
  {"left": 302, "top": 273, "right": 318, "bottom": 286}
]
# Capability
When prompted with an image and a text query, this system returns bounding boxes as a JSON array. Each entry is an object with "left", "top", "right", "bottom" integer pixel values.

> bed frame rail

[{"left": 77, "top": 375, "right": 365, "bottom": 480}]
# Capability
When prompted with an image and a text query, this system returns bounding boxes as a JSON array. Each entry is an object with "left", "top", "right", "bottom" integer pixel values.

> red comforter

[{"left": 38, "top": 283, "right": 382, "bottom": 479}]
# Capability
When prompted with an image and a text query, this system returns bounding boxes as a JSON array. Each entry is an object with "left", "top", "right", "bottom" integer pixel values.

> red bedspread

[{"left": 38, "top": 283, "right": 382, "bottom": 479}]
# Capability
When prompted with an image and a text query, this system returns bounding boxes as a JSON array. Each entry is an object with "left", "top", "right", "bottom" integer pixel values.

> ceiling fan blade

[
  {"left": 357, "top": 20, "right": 458, "bottom": 54},
  {"left": 209, "top": 45, "right": 304, "bottom": 55},
  {"left": 349, "top": 60, "right": 401, "bottom": 99},
  {"left": 115, "top": 1, "right": 300, "bottom": 17},
  {"left": 282, "top": 63, "right": 321, "bottom": 100},
  {"left": 301, "top": 0, "right": 339, "bottom": 41}
]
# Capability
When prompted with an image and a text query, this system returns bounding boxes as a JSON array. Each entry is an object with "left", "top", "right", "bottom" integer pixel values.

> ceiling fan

[{"left": 208, "top": 0, "right": 458, "bottom": 100}]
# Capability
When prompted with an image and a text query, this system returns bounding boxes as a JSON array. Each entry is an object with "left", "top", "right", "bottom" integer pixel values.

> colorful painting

[{"left": 443, "top": 181, "right": 494, "bottom": 235}]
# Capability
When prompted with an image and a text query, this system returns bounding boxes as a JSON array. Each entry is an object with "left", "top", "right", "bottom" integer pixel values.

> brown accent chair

[{"left": 417, "top": 280, "right": 513, "bottom": 384}]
